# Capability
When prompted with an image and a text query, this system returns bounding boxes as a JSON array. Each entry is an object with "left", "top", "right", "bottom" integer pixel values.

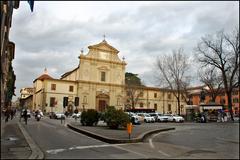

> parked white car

[
  {"left": 55, "top": 113, "right": 66, "bottom": 119},
  {"left": 157, "top": 114, "right": 169, "bottom": 122},
  {"left": 164, "top": 114, "right": 174, "bottom": 122},
  {"left": 72, "top": 112, "right": 81, "bottom": 118},
  {"left": 172, "top": 115, "right": 184, "bottom": 122},
  {"left": 164, "top": 114, "right": 184, "bottom": 122},
  {"left": 143, "top": 113, "right": 155, "bottom": 123},
  {"left": 125, "top": 112, "right": 141, "bottom": 125}
]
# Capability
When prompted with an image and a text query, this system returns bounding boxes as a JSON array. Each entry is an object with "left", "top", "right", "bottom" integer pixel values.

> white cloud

[{"left": 10, "top": 1, "right": 239, "bottom": 100}]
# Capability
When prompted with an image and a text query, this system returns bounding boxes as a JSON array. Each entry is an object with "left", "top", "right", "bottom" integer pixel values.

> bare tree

[
  {"left": 156, "top": 48, "right": 191, "bottom": 115},
  {"left": 196, "top": 28, "right": 239, "bottom": 121},
  {"left": 125, "top": 86, "right": 144, "bottom": 109},
  {"left": 198, "top": 66, "right": 223, "bottom": 103},
  {"left": 125, "top": 72, "right": 144, "bottom": 109}
]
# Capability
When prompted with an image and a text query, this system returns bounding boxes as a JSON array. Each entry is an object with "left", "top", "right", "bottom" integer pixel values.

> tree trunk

[
  {"left": 227, "top": 91, "right": 234, "bottom": 122},
  {"left": 177, "top": 97, "right": 180, "bottom": 115}
]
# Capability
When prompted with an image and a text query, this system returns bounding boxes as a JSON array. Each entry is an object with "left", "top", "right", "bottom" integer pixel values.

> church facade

[{"left": 32, "top": 40, "right": 186, "bottom": 115}]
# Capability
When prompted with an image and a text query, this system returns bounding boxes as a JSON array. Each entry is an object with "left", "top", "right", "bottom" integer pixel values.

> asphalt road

[
  {"left": 145, "top": 122, "right": 239, "bottom": 159},
  {"left": 22, "top": 117, "right": 239, "bottom": 159},
  {"left": 21, "top": 117, "right": 146, "bottom": 159}
]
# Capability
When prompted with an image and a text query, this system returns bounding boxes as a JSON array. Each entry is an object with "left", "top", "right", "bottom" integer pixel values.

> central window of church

[{"left": 101, "top": 72, "right": 106, "bottom": 82}]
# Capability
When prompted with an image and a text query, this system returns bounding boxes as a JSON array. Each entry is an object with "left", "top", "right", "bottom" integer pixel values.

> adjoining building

[
  {"left": 19, "top": 87, "right": 34, "bottom": 110},
  {"left": 32, "top": 40, "right": 187, "bottom": 115},
  {"left": 1, "top": 1, "right": 19, "bottom": 109},
  {"left": 185, "top": 86, "right": 239, "bottom": 121}
]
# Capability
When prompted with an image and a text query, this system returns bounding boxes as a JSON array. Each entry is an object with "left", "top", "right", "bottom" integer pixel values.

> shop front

[{"left": 199, "top": 105, "right": 223, "bottom": 122}]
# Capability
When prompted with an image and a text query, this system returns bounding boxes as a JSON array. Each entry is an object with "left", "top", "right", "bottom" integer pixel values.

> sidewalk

[
  {"left": 1, "top": 117, "right": 31, "bottom": 159},
  {"left": 1, "top": 114, "right": 44, "bottom": 159},
  {"left": 67, "top": 121, "right": 175, "bottom": 144}
]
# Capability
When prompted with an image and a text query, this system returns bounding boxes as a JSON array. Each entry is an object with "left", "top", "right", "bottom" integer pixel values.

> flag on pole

[{"left": 28, "top": 0, "right": 34, "bottom": 12}]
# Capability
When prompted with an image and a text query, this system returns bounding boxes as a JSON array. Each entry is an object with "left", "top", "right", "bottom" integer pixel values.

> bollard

[{"left": 127, "top": 123, "right": 133, "bottom": 139}]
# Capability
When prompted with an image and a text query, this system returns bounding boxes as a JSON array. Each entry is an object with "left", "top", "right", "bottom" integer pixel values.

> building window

[
  {"left": 168, "top": 93, "right": 171, "bottom": 99},
  {"left": 50, "top": 97, "right": 56, "bottom": 107},
  {"left": 139, "top": 91, "right": 144, "bottom": 97},
  {"left": 101, "top": 72, "right": 106, "bottom": 82},
  {"left": 140, "top": 103, "right": 144, "bottom": 108},
  {"left": 83, "top": 96, "right": 87, "bottom": 103},
  {"left": 232, "top": 91, "right": 238, "bottom": 95},
  {"left": 154, "top": 93, "right": 157, "bottom": 98},
  {"left": 168, "top": 104, "right": 171, "bottom": 112},
  {"left": 233, "top": 98, "right": 239, "bottom": 103},
  {"left": 220, "top": 99, "right": 226, "bottom": 104},
  {"left": 117, "top": 98, "right": 120, "bottom": 106},
  {"left": 154, "top": 103, "right": 157, "bottom": 110},
  {"left": 51, "top": 84, "right": 56, "bottom": 90},
  {"left": 69, "top": 85, "right": 74, "bottom": 92}
]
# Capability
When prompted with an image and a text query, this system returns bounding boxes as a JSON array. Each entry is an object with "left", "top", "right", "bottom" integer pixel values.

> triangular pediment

[{"left": 88, "top": 40, "right": 119, "bottom": 53}]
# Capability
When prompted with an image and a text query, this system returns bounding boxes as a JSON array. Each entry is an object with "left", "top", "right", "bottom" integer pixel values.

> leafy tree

[
  {"left": 80, "top": 109, "right": 99, "bottom": 126},
  {"left": 5, "top": 64, "right": 16, "bottom": 106},
  {"left": 104, "top": 106, "right": 130, "bottom": 129}
]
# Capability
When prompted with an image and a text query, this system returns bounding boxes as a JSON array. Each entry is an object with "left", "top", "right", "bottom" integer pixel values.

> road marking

[
  {"left": 148, "top": 132, "right": 171, "bottom": 157},
  {"left": 158, "top": 150, "right": 170, "bottom": 157},
  {"left": 216, "top": 137, "right": 239, "bottom": 144},
  {"left": 46, "top": 143, "right": 144, "bottom": 154},
  {"left": 149, "top": 138, "right": 154, "bottom": 148},
  {"left": 46, "top": 148, "right": 66, "bottom": 154},
  {"left": 114, "top": 144, "right": 149, "bottom": 158}
]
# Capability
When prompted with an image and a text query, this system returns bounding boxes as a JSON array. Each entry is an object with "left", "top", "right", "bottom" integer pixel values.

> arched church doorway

[
  {"left": 96, "top": 93, "right": 109, "bottom": 112},
  {"left": 67, "top": 104, "right": 74, "bottom": 113}
]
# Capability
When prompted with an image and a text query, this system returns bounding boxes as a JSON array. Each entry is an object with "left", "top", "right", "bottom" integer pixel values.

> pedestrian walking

[
  {"left": 10, "top": 109, "right": 15, "bottom": 120},
  {"left": 5, "top": 108, "right": 10, "bottom": 122},
  {"left": 19, "top": 109, "right": 23, "bottom": 122},
  {"left": 223, "top": 112, "right": 227, "bottom": 122},
  {"left": 23, "top": 109, "right": 28, "bottom": 125}
]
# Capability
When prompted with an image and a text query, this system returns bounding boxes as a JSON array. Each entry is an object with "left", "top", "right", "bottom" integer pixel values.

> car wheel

[
  {"left": 144, "top": 119, "right": 147, "bottom": 123},
  {"left": 173, "top": 119, "right": 176, "bottom": 122}
]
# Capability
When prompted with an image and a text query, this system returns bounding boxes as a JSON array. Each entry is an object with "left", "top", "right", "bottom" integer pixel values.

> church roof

[
  {"left": 88, "top": 40, "right": 119, "bottom": 53},
  {"left": 33, "top": 74, "right": 54, "bottom": 82},
  {"left": 60, "top": 66, "right": 79, "bottom": 79}
]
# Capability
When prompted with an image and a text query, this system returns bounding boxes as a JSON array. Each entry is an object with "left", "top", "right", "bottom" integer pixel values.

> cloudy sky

[{"left": 10, "top": 1, "right": 239, "bottom": 100}]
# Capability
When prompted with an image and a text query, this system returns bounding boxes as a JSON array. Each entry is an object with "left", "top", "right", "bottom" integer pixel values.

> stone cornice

[
  {"left": 77, "top": 80, "right": 125, "bottom": 87},
  {"left": 80, "top": 55, "right": 127, "bottom": 66}
]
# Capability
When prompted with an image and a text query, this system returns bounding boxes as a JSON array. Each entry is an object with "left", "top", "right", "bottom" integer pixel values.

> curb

[
  {"left": 67, "top": 123, "right": 175, "bottom": 144},
  {"left": 18, "top": 122, "right": 44, "bottom": 159}
]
